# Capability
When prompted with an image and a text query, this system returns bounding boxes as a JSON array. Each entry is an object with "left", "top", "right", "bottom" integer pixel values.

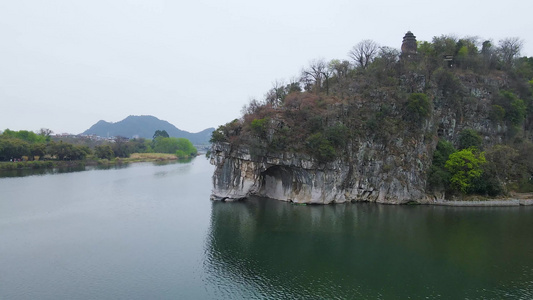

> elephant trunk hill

[{"left": 210, "top": 33, "right": 533, "bottom": 204}]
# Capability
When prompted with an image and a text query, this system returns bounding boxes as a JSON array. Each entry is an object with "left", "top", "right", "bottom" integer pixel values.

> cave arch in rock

[{"left": 259, "top": 166, "right": 300, "bottom": 201}]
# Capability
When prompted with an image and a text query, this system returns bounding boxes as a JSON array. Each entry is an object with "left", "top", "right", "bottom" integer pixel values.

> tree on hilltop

[
  {"left": 153, "top": 130, "right": 169, "bottom": 139},
  {"left": 349, "top": 39, "right": 379, "bottom": 70}
]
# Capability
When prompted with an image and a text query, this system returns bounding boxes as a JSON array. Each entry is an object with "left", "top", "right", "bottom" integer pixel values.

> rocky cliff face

[
  {"left": 211, "top": 134, "right": 434, "bottom": 204},
  {"left": 210, "top": 70, "right": 531, "bottom": 204}
]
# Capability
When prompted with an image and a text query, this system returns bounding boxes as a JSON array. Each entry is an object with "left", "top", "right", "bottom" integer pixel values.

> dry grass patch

[{"left": 129, "top": 153, "right": 177, "bottom": 161}]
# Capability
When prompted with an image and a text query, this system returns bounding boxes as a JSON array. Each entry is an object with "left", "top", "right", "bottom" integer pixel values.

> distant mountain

[{"left": 81, "top": 115, "right": 214, "bottom": 145}]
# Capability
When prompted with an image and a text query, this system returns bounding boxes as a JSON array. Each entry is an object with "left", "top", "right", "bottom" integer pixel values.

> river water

[{"left": 1, "top": 158, "right": 532, "bottom": 299}]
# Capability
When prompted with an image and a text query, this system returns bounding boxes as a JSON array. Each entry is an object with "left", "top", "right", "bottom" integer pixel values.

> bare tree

[
  {"left": 498, "top": 37, "right": 523, "bottom": 66},
  {"left": 265, "top": 79, "right": 286, "bottom": 107},
  {"left": 300, "top": 58, "right": 331, "bottom": 94},
  {"left": 348, "top": 39, "right": 379, "bottom": 69},
  {"left": 39, "top": 128, "right": 53, "bottom": 137},
  {"left": 241, "top": 98, "right": 263, "bottom": 116}
]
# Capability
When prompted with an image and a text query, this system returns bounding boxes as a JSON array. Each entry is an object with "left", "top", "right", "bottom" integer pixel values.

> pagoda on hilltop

[{"left": 401, "top": 31, "right": 417, "bottom": 58}]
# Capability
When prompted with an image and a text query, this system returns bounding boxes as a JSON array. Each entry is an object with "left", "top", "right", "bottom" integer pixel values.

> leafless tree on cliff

[
  {"left": 498, "top": 37, "right": 523, "bottom": 66},
  {"left": 348, "top": 39, "right": 379, "bottom": 69},
  {"left": 265, "top": 79, "right": 286, "bottom": 108},
  {"left": 300, "top": 58, "right": 331, "bottom": 94}
]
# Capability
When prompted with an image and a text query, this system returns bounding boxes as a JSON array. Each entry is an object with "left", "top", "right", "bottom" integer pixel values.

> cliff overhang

[{"left": 210, "top": 142, "right": 432, "bottom": 205}]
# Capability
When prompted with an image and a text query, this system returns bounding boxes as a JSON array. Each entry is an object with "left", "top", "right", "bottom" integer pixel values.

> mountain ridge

[{"left": 82, "top": 115, "right": 214, "bottom": 144}]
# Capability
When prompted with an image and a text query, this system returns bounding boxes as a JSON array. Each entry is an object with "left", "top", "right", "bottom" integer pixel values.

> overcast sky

[{"left": 1, "top": 0, "right": 531, "bottom": 134}]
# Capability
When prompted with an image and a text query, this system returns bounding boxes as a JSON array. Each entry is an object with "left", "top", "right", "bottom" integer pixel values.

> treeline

[
  {"left": 211, "top": 33, "right": 533, "bottom": 196},
  {"left": 428, "top": 130, "right": 533, "bottom": 195},
  {"left": 0, "top": 129, "right": 197, "bottom": 162}
]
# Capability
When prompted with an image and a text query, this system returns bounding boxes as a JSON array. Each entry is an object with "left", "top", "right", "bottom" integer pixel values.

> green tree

[
  {"left": 427, "top": 139, "right": 456, "bottom": 191},
  {"left": 128, "top": 138, "right": 148, "bottom": 153},
  {"left": 48, "top": 142, "right": 90, "bottom": 160},
  {"left": 2, "top": 129, "right": 46, "bottom": 143},
  {"left": 250, "top": 118, "right": 269, "bottom": 138},
  {"left": 405, "top": 93, "right": 431, "bottom": 125},
  {"left": 458, "top": 129, "right": 482, "bottom": 150},
  {"left": 30, "top": 143, "right": 47, "bottom": 160},
  {"left": 153, "top": 137, "right": 179, "bottom": 153},
  {"left": 94, "top": 145, "right": 115, "bottom": 159},
  {"left": 0, "top": 137, "right": 30, "bottom": 161},
  {"left": 306, "top": 133, "right": 336, "bottom": 162},
  {"left": 323, "top": 124, "right": 349, "bottom": 148},
  {"left": 210, "top": 127, "right": 227, "bottom": 143},
  {"left": 112, "top": 136, "right": 132, "bottom": 158},
  {"left": 499, "top": 91, "right": 527, "bottom": 126},
  {"left": 176, "top": 138, "right": 197, "bottom": 158},
  {"left": 152, "top": 137, "right": 197, "bottom": 157},
  {"left": 153, "top": 130, "right": 169, "bottom": 139},
  {"left": 445, "top": 147, "right": 486, "bottom": 193},
  {"left": 509, "top": 97, "right": 527, "bottom": 126}
]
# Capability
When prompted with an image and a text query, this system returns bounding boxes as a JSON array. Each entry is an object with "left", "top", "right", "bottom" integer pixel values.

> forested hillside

[{"left": 211, "top": 33, "right": 533, "bottom": 200}]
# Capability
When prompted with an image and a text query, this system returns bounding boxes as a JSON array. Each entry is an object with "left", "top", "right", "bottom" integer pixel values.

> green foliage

[
  {"left": 143, "top": 139, "right": 154, "bottom": 153},
  {"left": 0, "top": 129, "right": 50, "bottom": 161},
  {"left": 498, "top": 91, "right": 527, "bottom": 126},
  {"left": 48, "top": 141, "right": 91, "bottom": 160},
  {"left": 210, "top": 127, "right": 227, "bottom": 143},
  {"left": 445, "top": 147, "right": 486, "bottom": 193},
  {"left": 405, "top": 93, "right": 431, "bottom": 125},
  {"left": 153, "top": 137, "right": 178, "bottom": 153},
  {"left": 2, "top": 129, "right": 47, "bottom": 144},
  {"left": 94, "top": 145, "right": 115, "bottom": 159},
  {"left": 432, "top": 68, "right": 464, "bottom": 99},
  {"left": 509, "top": 98, "right": 527, "bottom": 126},
  {"left": 458, "top": 129, "right": 482, "bottom": 150},
  {"left": 152, "top": 137, "right": 197, "bottom": 157},
  {"left": 250, "top": 118, "right": 269, "bottom": 138},
  {"left": 175, "top": 138, "right": 197, "bottom": 158},
  {"left": 209, "top": 120, "right": 242, "bottom": 144},
  {"left": 433, "top": 140, "right": 456, "bottom": 168},
  {"left": 0, "top": 137, "right": 31, "bottom": 161},
  {"left": 489, "top": 105, "right": 505, "bottom": 123},
  {"left": 112, "top": 137, "right": 132, "bottom": 158},
  {"left": 323, "top": 124, "right": 349, "bottom": 148},
  {"left": 153, "top": 130, "right": 169, "bottom": 139},
  {"left": 30, "top": 143, "right": 46, "bottom": 158},
  {"left": 128, "top": 138, "right": 149, "bottom": 154},
  {"left": 306, "top": 133, "right": 336, "bottom": 162},
  {"left": 427, "top": 140, "right": 456, "bottom": 191}
]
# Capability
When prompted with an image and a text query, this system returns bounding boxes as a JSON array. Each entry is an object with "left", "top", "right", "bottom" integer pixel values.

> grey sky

[{"left": 1, "top": 0, "right": 531, "bottom": 134}]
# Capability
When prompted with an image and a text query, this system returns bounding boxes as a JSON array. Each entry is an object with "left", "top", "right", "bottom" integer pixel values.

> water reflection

[
  {"left": 0, "top": 159, "right": 192, "bottom": 179},
  {"left": 205, "top": 197, "right": 533, "bottom": 299}
]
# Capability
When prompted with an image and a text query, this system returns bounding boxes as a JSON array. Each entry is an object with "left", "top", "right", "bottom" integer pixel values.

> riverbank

[
  {"left": 0, "top": 153, "right": 184, "bottom": 171},
  {"left": 431, "top": 192, "right": 533, "bottom": 206},
  {"left": 433, "top": 199, "right": 533, "bottom": 206}
]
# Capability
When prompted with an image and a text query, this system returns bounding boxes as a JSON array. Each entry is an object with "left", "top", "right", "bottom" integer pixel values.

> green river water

[{"left": 1, "top": 157, "right": 532, "bottom": 299}]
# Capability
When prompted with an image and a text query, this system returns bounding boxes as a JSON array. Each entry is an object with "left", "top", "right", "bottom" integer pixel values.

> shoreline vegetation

[
  {"left": 0, "top": 152, "right": 193, "bottom": 171},
  {"left": 0, "top": 129, "right": 200, "bottom": 170}
]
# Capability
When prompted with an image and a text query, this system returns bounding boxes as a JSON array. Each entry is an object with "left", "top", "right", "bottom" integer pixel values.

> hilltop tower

[{"left": 401, "top": 31, "right": 417, "bottom": 56}]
